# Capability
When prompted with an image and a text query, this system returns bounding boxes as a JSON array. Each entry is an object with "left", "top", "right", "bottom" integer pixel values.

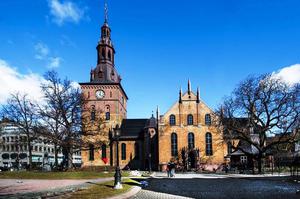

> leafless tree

[
  {"left": 40, "top": 71, "right": 82, "bottom": 170},
  {"left": 216, "top": 74, "right": 300, "bottom": 173},
  {"left": 1, "top": 93, "right": 39, "bottom": 169}
]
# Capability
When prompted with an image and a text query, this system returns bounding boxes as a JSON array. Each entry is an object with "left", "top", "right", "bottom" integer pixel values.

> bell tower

[{"left": 80, "top": 2, "right": 128, "bottom": 167}]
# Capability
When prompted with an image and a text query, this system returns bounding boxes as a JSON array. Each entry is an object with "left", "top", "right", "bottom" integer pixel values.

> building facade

[
  {"left": 80, "top": 7, "right": 228, "bottom": 171},
  {"left": 0, "top": 122, "right": 81, "bottom": 170}
]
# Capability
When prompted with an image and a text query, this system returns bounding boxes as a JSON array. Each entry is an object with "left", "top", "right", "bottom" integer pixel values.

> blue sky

[{"left": 0, "top": 0, "right": 300, "bottom": 118}]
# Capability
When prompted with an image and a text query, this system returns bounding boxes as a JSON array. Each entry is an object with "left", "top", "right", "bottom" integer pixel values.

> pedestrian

[
  {"left": 170, "top": 162, "right": 176, "bottom": 177},
  {"left": 167, "top": 162, "right": 171, "bottom": 177}
]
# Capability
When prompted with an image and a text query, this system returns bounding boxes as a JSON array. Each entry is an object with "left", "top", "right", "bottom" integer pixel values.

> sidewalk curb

[{"left": 107, "top": 186, "right": 141, "bottom": 199}]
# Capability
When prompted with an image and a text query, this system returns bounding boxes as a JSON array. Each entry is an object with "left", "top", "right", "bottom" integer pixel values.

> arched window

[
  {"left": 169, "top": 114, "right": 176, "bottom": 126},
  {"left": 105, "top": 105, "right": 110, "bottom": 120},
  {"left": 89, "top": 144, "right": 94, "bottom": 161},
  {"left": 91, "top": 106, "right": 95, "bottom": 121},
  {"left": 171, "top": 133, "right": 178, "bottom": 157},
  {"left": 121, "top": 143, "right": 126, "bottom": 160},
  {"left": 187, "top": 114, "right": 193, "bottom": 125},
  {"left": 101, "top": 144, "right": 107, "bottom": 158},
  {"left": 135, "top": 143, "right": 139, "bottom": 159},
  {"left": 105, "top": 112, "right": 110, "bottom": 120},
  {"left": 206, "top": 132, "right": 213, "bottom": 156},
  {"left": 188, "top": 132, "right": 195, "bottom": 149},
  {"left": 108, "top": 50, "right": 112, "bottom": 61},
  {"left": 205, "top": 114, "right": 211, "bottom": 125},
  {"left": 98, "top": 71, "right": 103, "bottom": 78},
  {"left": 101, "top": 49, "right": 106, "bottom": 59}
]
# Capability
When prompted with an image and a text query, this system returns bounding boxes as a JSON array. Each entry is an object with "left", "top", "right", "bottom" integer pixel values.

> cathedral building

[{"left": 80, "top": 7, "right": 227, "bottom": 171}]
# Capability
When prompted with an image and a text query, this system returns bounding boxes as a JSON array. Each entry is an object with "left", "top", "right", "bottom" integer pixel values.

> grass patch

[
  {"left": 0, "top": 171, "right": 129, "bottom": 179},
  {"left": 63, "top": 178, "right": 140, "bottom": 199}
]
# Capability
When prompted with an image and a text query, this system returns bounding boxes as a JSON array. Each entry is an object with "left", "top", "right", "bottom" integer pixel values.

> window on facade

[
  {"left": 135, "top": 143, "right": 139, "bottom": 159},
  {"left": 169, "top": 114, "right": 176, "bottom": 126},
  {"left": 171, "top": 133, "right": 178, "bottom": 157},
  {"left": 105, "top": 112, "right": 110, "bottom": 120},
  {"left": 187, "top": 114, "right": 193, "bottom": 125},
  {"left": 121, "top": 143, "right": 126, "bottom": 160},
  {"left": 89, "top": 144, "right": 94, "bottom": 161},
  {"left": 98, "top": 71, "right": 103, "bottom": 78},
  {"left": 205, "top": 132, "right": 213, "bottom": 156},
  {"left": 108, "top": 51, "right": 112, "bottom": 61},
  {"left": 205, "top": 114, "right": 211, "bottom": 125},
  {"left": 188, "top": 132, "right": 195, "bottom": 149},
  {"left": 101, "top": 49, "right": 106, "bottom": 59},
  {"left": 227, "top": 142, "right": 232, "bottom": 155},
  {"left": 101, "top": 144, "right": 107, "bottom": 158},
  {"left": 91, "top": 106, "right": 96, "bottom": 121},
  {"left": 240, "top": 156, "right": 247, "bottom": 164}
]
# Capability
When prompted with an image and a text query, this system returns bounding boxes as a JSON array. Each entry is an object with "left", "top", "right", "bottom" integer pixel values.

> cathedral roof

[{"left": 119, "top": 119, "right": 148, "bottom": 139}]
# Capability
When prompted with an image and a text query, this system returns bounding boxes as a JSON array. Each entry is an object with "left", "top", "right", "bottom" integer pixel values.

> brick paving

[
  {"left": 0, "top": 177, "right": 113, "bottom": 198},
  {"left": 131, "top": 173, "right": 300, "bottom": 199}
]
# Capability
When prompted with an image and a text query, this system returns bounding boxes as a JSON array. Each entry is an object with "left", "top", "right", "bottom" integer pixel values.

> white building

[{"left": 0, "top": 122, "right": 81, "bottom": 169}]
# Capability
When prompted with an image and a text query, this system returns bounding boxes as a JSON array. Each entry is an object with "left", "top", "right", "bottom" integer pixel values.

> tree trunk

[
  {"left": 257, "top": 155, "right": 262, "bottom": 174},
  {"left": 68, "top": 146, "right": 73, "bottom": 170},
  {"left": 54, "top": 144, "right": 58, "bottom": 169},
  {"left": 27, "top": 137, "right": 32, "bottom": 170}
]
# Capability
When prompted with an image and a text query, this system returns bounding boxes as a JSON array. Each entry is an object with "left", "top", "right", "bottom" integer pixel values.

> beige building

[{"left": 158, "top": 81, "right": 226, "bottom": 171}]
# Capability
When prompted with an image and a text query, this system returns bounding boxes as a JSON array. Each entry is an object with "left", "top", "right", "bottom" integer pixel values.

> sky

[{"left": 0, "top": 0, "right": 300, "bottom": 118}]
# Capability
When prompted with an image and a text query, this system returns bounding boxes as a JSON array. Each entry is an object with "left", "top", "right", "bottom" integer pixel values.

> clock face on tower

[{"left": 95, "top": 90, "right": 105, "bottom": 99}]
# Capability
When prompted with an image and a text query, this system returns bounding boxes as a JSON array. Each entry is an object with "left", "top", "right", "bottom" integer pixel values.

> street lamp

[{"left": 113, "top": 125, "right": 122, "bottom": 189}]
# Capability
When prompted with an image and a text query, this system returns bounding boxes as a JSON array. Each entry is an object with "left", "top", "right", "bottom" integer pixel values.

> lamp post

[{"left": 113, "top": 125, "right": 122, "bottom": 189}]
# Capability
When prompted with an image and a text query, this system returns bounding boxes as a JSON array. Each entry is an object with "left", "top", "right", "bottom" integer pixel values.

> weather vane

[{"left": 104, "top": 0, "right": 108, "bottom": 23}]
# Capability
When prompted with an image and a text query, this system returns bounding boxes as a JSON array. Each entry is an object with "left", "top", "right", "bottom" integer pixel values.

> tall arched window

[
  {"left": 105, "top": 105, "right": 110, "bottom": 120},
  {"left": 171, "top": 133, "right": 178, "bottom": 157},
  {"left": 169, "top": 114, "right": 176, "bottom": 126},
  {"left": 108, "top": 50, "right": 112, "bottom": 61},
  {"left": 89, "top": 144, "right": 94, "bottom": 161},
  {"left": 101, "top": 49, "right": 106, "bottom": 59},
  {"left": 205, "top": 114, "right": 211, "bottom": 125},
  {"left": 105, "top": 112, "right": 110, "bottom": 120},
  {"left": 188, "top": 132, "right": 195, "bottom": 149},
  {"left": 206, "top": 132, "right": 213, "bottom": 156},
  {"left": 91, "top": 106, "right": 95, "bottom": 121},
  {"left": 135, "top": 143, "right": 139, "bottom": 159},
  {"left": 101, "top": 144, "right": 107, "bottom": 158},
  {"left": 187, "top": 114, "right": 193, "bottom": 125},
  {"left": 121, "top": 143, "right": 126, "bottom": 160}
]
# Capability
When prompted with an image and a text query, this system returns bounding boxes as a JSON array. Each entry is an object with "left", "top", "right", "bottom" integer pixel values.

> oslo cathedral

[{"left": 80, "top": 6, "right": 228, "bottom": 172}]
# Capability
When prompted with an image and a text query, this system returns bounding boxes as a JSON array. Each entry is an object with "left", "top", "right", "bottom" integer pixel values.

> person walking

[
  {"left": 170, "top": 162, "right": 176, "bottom": 177},
  {"left": 167, "top": 162, "right": 171, "bottom": 177}
]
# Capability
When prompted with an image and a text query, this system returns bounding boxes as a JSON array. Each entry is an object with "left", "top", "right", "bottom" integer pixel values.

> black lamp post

[{"left": 113, "top": 125, "right": 123, "bottom": 189}]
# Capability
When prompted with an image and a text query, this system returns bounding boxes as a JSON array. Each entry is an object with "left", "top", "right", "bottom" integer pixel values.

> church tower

[{"left": 80, "top": 3, "right": 128, "bottom": 167}]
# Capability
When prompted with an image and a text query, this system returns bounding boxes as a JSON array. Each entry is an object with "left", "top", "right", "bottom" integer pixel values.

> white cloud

[
  {"left": 49, "top": 0, "right": 85, "bottom": 25},
  {"left": 272, "top": 64, "right": 300, "bottom": 85},
  {"left": 34, "top": 42, "right": 62, "bottom": 68},
  {"left": 34, "top": 42, "right": 49, "bottom": 60},
  {"left": 48, "top": 57, "right": 62, "bottom": 68},
  {"left": 0, "top": 59, "right": 44, "bottom": 104}
]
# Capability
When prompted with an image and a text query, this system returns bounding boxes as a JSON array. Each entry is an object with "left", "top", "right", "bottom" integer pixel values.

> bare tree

[
  {"left": 40, "top": 71, "right": 82, "bottom": 170},
  {"left": 217, "top": 74, "right": 300, "bottom": 173},
  {"left": 1, "top": 93, "right": 39, "bottom": 170}
]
